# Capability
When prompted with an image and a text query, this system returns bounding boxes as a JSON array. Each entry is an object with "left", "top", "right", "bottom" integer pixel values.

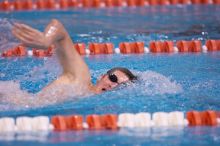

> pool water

[{"left": 0, "top": 5, "right": 220, "bottom": 146}]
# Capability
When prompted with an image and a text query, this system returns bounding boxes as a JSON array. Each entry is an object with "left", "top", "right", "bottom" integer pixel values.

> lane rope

[
  {"left": 0, "top": 110, "right": 220, "bottom": 132},
  {"left": 1, "top": 39, "right": 220, "bottom": 57},
  {"left": 0, "top": 0, "right": 220, "bottom": 12}
]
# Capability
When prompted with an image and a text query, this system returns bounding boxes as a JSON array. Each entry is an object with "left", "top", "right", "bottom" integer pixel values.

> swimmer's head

[{"left": 95, "top": 67, "right": 137, "bottom": 93}]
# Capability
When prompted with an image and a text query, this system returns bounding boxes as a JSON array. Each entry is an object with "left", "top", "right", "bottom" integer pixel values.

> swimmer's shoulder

[{"left": 49, "top": 73, "right": 91, "bottom": 87}]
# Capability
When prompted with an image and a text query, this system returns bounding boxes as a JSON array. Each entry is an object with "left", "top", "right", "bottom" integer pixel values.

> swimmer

[{"left": 10, "top": 19, "right": 137, "bottom": 105}]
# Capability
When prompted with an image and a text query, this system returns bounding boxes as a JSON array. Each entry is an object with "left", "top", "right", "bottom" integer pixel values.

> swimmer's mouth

[{"left": 102, "top": 88, "right": 106, "bottom": 91}]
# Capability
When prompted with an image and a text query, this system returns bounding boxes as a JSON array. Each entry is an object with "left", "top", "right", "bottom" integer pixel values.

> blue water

[{"left": 0, "top": 5, "right": 220, "bottom": 146}]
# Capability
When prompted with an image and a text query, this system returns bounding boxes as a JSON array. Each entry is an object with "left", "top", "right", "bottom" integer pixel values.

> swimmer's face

[{"left": 96, "top": 70, "right": 130, "bottom": 93}]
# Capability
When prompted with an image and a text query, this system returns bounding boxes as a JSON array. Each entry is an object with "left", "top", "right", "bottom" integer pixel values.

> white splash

[
  {"left": 0, "top": 19, "right": 18, "bottom": 51},
  {"left": 135, "top": 71, "right": 183, "bottom": 95},
  {"left": 0, "top": 80, "right": 91, "bottom": 109},
  {"left": 0, "top": 70, "right": 182, "bottom": 110}
]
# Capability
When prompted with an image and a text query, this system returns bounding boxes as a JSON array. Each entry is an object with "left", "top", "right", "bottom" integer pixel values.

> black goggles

[{"left": 107, "top": 73, "right": 118, "bottom": 83}]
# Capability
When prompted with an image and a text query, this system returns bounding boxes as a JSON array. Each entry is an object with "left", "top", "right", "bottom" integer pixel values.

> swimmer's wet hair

[{"left": 107, "top": 67, "right": 137, "bottom": 81}]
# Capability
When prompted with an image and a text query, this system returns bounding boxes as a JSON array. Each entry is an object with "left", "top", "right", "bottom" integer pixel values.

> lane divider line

[
  {"left": 0, "top": 110, "right": 219, "bottom": 133},
  {"left": 1, "top": 39, "right": 219, "bottom": 57},
  {"left": 0, "top": 0, "right": 220, "bottom": 12}
]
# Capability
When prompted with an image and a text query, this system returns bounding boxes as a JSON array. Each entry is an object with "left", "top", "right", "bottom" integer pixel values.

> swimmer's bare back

[{"left": 11, "top": 19, "right": 95, "bottom": 106}]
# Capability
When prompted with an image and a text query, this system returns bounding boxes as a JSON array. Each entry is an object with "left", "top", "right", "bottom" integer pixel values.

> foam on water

[
  {"left": 135, "top": 71, "right": 183, "bottom": 95},
  {"left": 0, "top": 68, "right": 182, "bottom": 111},
  {"left": 0, "top": 19, "right": 18, "bottom": 51},
  {"left": 0, "top": 80, "right": 92, "bottom": 110}
]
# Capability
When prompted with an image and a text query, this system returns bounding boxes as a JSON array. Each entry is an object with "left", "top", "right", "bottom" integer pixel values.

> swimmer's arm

[{"left": 12, "top": 19, "right": 91, "bottom": 84}]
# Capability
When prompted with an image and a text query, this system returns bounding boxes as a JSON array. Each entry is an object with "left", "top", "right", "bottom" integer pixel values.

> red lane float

[
  {"left": 52, "top": 115, "right": 84, "bottom": 131},
  {"left": 89, "top": 43, "right": 114, "bottom": 55},
  {"left": 127, "top": 0, "right": 136, "bottom": 6},
  {"left": 24, "top": 0, "right": 33, "bottom": 10},
  {"left": 187, "top": 110, "right": 218, "bottom": 126},
  {"left": 14, "top": 0, "right": 23, "bottom": 11},
  {"left": 1, "top": 50, "right": 13, "bottom": 57},
  {"left": 74, "top": 43, "right": 86, "bottom": 55},
  {"left": 149, "top": 41, "right": 163, "bottom": 53},
  {"left": 65, "top": 115, "right": 84, "bottom": 130},
  {"left": 36, "top": 0, "right": 46, "bottom": 9},
  {"left": 150, "top": 41, "right": 174, "bottom": 53},
  {"left": 176, "top": 40, "right": 189, "bottom": 52},
  {"left": 179, "top": 0, "right": 190, "bottom": 4},
  {"left": 15, "top": 45, "right": 27, "bottom": 56},
  {"left": 119, "top": 42, "right": 144, "bottom": 54},
  {"left": 86, "top": 114, "right": 118, "bottom": 130},
  {"left": 105, "top": 0, "right": 114, "bottom": 7},
  {"left": 105, "top": 0, "right": 125, "bottom": 7},
  {"left": 46, "top": 0, "right": 56, "bottom": 9},
  {"left": 59, "top": 0, "right": 69, "bottom": 9},
  {"left": 114, "top": 0, "right": 123, "bottom": 7},
  {"left": 0, "top": 0, "right": 11, "bottom": 11},
  {"left": 93, "top": 0, "right": 101, "bottom": 8},
  {"left": 136, "top": 0, "right": 146, "bottom": 6},
  {"left": 101, "top": 114, "right": 118, "bottom": 130},
  {"left": 51, "top": 116, "right": 67, "bottom": 131},
  {"left": 201, "top": 110, "right": 217, "bottom": 126},
  {"left": 13, "top": 0, "right": 33, "bottom": 10},
  {"left": 176, "top": 40, "right": 201, "bottom": 52},
  {"left": 170, "top": 0, "right": 179, "bottom": 4},
  {"left": 69, "top": 0, "right": 79, "bottom": 7},
  {"left": 82, "top": 0, "right": 90, "bottom": 8},
  {"left": 81, "top": 0, "right": 102, "bottom": 8},
  {"left": 213, "top": 0, "right": 220, "bottom": 4},
  {"left": 86, "top": 114, "right": 103, "bottom": 130},
  {"left": 189, "top": 40, "right": 202, "bottom": 52},
  {"left": 201, "top": 0, "right": 210, "bottom": 4},
  {"left": 149, "top": 0, "right": 159, "bottom": 5},
  {"left": 186, "top": 111, "right": 202, "bottom": 126},
  {"left": 1, "top": 45, "right": 26, "bottom": 57},
  {"left": 205, "top": 40, "right": 220, "bottom": 51},
  {"left": 32, "top": 46, "right": 53, "bottom": 57},
  {"left": 218, "top": 40, "right": 220, "bottom": 50},
  {"left": 191, "top": 0, "right": 202, "bottom": 4},
  {"left": 159, "top": 0, "right": 170, "bottom": 5}
]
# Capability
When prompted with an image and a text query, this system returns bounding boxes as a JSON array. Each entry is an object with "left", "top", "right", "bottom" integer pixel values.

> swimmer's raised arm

[{"left": 12, "top": 19, "right": 91, "bottom": 84}]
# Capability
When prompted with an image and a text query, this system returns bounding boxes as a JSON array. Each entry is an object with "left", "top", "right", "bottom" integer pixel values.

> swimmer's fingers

[
  {"left": 13, "top": 23, "right": 50, "bottom": 49},
  {"left": 12, "top": 29, "right": 35, "bottom": 47},
  {"left": 12, "top": 27, "right": 35, "bottom": 42},
  {"left": 14, "top": 23, "right": 43, "bottom": 38},
  {"left": 12, "top": 28, "right": 38, "bottom": 47},
  {"left": 14, "top": 23, "right": 41, "bottom": 34}
]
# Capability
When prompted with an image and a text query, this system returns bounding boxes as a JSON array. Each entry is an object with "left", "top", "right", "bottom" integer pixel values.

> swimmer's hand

[{"left": 12, "top": 23, "right": 51, "bottom": 49}]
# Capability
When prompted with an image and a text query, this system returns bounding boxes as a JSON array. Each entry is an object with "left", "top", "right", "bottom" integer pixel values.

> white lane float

[
  {"left": 0, "top": 117, "right": 15, "bottom": 132},
  {"left": 168, "top": 111, "right": 185, "bottom": 126},
  {"left": 32, "top": 116, "right": 50, "bottom": 131},
  {"left": 16, "top": 117, "right": 33, "bottom": 132},
  {"left": 152, "top": 112, "right": 169, "bottom": 126},
  {"left": 135, "top": 112, "right": 152, "bottom": 127},
  {"left": 118, "top": 113, "right": 136, "bottom": 128}
]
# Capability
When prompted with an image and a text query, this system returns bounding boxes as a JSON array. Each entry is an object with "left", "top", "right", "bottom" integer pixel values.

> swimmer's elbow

[
  {"left": 50, "top": 19, "right": 64, "bottom": 30},
  {"left": 50, "top": 19, "right": 60, "bottom": 25}
]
